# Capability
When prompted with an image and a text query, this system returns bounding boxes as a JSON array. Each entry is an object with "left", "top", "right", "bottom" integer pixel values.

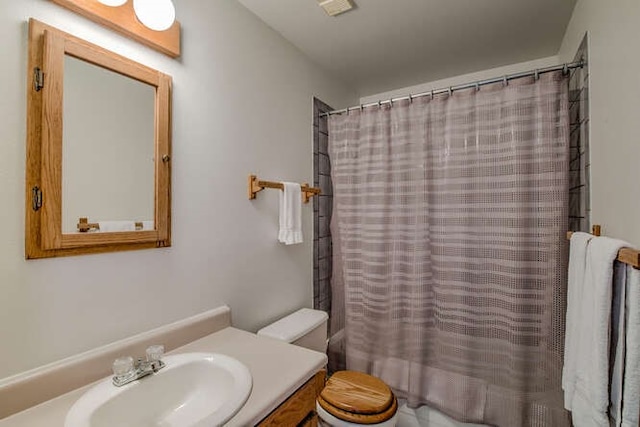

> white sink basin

[{"left": 65, "top": 352, "right": 252, "bottom": 427}]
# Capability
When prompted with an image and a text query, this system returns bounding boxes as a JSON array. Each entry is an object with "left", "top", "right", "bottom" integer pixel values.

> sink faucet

[{"left": 112, "top": 345, "right": 166, "bottom": 387}]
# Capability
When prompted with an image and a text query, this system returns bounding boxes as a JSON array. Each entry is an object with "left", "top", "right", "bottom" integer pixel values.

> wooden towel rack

[
  {"left": 77, "top": 218, "right": 144, "bottom": 232},
  {"left": 567, "top": 224, "right": 640, "bottom": 269},
  {"left": 77, "top": 217, "right": 99, "bottom": 232},
  {"left": 248, "top": 174, "right": 321, "bottom": 204}
]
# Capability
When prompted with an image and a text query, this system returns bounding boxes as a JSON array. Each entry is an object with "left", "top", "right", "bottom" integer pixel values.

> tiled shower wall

[
  {"left": 569, "top": 34, "right": 590, "bottom": 232},
  {"left": 313, "top": 98, "right": 333, "bottom": 313}
]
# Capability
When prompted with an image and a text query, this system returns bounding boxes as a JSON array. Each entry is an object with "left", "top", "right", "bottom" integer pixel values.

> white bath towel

[
  {"left": 563, "top": 231, "right": 594, "bottom": 409},
  {"left": 619, "top": 266, "right": 640, "bottom": 427},
  {"left": 609, "top": 261, "right": 627, "bottom": 426},
  {"left": 97, "top": 221, "right": 136, "bottom": 232},
  {"left": 278, "top": 182, "right": 303, "bottom": 245},
  {"left": 569, "top": 236, "right": 629, "bottom": 427}
]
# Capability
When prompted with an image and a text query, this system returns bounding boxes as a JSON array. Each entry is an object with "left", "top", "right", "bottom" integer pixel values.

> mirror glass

[{"left": 62, "top": 56, "right": 155, "bottom": 233}]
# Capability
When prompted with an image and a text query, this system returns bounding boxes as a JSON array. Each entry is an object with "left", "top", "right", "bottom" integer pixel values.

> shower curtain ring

[
  {"left": 534, "top": 69, "right": 540, "bottom": 81},
  {"left": 430, "top": 90, "right": 435, "bottom": 100},
  {"left": 503, "top": 76, "right": 508, "bottom": 86},
  {"left": 378, "top": 100, "right": 382, "bottom": 108},
  {"left": 448, "top": 87, "right": 453, "bottom": 97},
  {"left": 563, "top": 64, "right": 569, "bottom": 75},
  {"left": 360, "top": 104, "right": 364, "bottom": 112},
  {"left": 475, "top": 82, "right": 480, "bottom": 92},
  {"left": 408, "top": 94, "right": 413, "bottom": 103}
]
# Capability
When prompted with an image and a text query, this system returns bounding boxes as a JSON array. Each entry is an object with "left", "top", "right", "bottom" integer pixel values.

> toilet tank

[{"left": 257, "top": 308, "right": 328, "bottom": 353}]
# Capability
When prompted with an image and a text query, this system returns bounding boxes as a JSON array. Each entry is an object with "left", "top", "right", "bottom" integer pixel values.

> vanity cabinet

[{"left": 257, "top": 370, "right": 326, "bottom": 426}]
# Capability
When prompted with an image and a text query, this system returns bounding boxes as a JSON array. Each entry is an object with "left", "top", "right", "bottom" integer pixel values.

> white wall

[
  {"left": 0, "top": 0, "right": 357, "bottom": 380},
  {"left": 559, "top": 0, "right": 640, "bottom": 246},
  {"left": 360, "top": 56, "right": 559, "bottom": 104}
]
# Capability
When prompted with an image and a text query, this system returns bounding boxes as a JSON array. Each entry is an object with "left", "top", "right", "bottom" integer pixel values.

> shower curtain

[{"left": 328, "top": 72, "right": 570, "bottom": 427}]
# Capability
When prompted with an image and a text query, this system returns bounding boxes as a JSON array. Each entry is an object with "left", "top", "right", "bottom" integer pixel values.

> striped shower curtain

[{"left": 328, "top": 72, "right": 570, "bottom": 427}]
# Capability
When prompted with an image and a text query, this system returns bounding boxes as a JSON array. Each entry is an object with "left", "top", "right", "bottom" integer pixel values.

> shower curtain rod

[{"left": 320, "top": 60, "right": 585, "bottom": 117}]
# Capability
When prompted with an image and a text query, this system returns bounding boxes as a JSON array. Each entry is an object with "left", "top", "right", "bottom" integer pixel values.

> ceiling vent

[{"left": 317, "top": 0, "right": 354, "bottom": 17}]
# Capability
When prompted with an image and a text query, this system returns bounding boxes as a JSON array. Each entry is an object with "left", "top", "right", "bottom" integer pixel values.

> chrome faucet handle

[
  {"left": 112, "top": 356, "right": 135, "bottom": 385},
  {"left": 146, "top": 344, "right": 165, "bottom": 372},
  {"left": 146, "top": 345, "right": 165, "bottom": 362}
]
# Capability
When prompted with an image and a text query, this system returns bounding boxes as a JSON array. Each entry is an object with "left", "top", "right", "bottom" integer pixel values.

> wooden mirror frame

[{"left": 25, "top": 19, "right": 172, "bottom": 259}]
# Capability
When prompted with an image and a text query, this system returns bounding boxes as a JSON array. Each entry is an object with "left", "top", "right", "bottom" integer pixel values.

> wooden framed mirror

[{"left": 25, "top": 19, "right": 172, "bottom": 259}]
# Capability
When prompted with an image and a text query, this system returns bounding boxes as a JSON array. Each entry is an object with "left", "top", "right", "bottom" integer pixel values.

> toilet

[{"left": 257, "top": 308, "right": 398, "bottom": 426}]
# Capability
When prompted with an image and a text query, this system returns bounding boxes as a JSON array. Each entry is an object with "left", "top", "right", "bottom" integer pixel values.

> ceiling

[{"left": 236, "top": 0, "right": 577, "bottom": 96}]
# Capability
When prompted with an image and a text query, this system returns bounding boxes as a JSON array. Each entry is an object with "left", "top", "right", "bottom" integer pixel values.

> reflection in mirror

[{"left": 62, "top": 56, "right": 155, "bottom": 233}]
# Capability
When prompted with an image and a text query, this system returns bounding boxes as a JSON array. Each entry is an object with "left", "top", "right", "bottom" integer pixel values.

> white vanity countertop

[{"left": 0, "top": 327, "right": 328, "bottom": 427}]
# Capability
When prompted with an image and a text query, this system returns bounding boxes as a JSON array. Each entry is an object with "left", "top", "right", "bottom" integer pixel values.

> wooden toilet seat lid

[
  {"left": 318, "top": 394, "right": 398, "bottom": 425},
  {"left": 318, "top": 370, "right": 396, "bottom": 423}
]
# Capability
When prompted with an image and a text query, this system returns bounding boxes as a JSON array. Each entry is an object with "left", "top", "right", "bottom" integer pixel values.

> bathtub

[{"left": 396, "top": 401, "right": 489, "bottom": 427}]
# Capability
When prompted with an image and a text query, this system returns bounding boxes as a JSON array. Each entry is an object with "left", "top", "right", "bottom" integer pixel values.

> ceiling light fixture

[
  {"left": 97, "top": 0, "right": 127, "bottom": 6},
  {"left": 52, "top": 0, "right": 180, "bottom": 56},
  {"left": 133, "top": 0, "right": 176, "bottom": 32}
]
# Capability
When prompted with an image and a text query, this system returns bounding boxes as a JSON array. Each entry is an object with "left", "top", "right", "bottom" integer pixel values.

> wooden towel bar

[
  {"left": 77, "top": 218, "right": 145, "bottom": 232},
  {"left": 248, "top": 174, "right": 321, "bottom": 204},
  {"left": 567, "top": 225, "right": 640, "bottom": 269}
]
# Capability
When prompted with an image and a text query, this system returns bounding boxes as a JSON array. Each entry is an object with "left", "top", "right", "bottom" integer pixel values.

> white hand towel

[
  {"left": 570, "top": 236, "right": 629, "bottom": 427},
  {"left": 620, "top": 266, "right": 640, "bottom": 427},
  {"left": 563, "top": 231, "right": 594, "bottom": 409},
  {"left": 278, "top": 182, "right": 303, "bottom": 245},
  {"left": 97, "top": 221, "right": 136, "bottom": 232}
]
